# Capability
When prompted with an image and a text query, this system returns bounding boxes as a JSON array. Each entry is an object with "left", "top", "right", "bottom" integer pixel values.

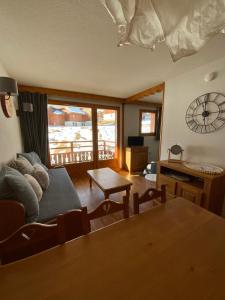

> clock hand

[
  {"left": 204, "top": 94, "right": 209, "bottom": 111},
  {"left": 190, "top": 111, "right": 219, "bottom": 117},
  {"left": 202, "top": 102, "right": 205, "bottom": 112},
  {"left": 203, "top": 116, "right": 208, "bottom": 132}
]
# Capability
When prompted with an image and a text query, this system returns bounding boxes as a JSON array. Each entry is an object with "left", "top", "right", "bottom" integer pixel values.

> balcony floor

[{"left": 72, "top": 170, "right": 156, "bottom": 231}]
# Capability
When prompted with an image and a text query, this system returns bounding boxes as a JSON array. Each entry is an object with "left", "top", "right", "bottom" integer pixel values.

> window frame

[
  {"left": 139, "top": 109, "right": 157, "bottom": 136},
  {"left": 47, "top": 99, "right": 120, "bottom": 168}
]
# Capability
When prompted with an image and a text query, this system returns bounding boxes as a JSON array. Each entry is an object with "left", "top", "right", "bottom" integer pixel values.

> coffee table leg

[
  {"left": 126, "top": 186, "right": 131, "bottom": 200},
  {"left": 89, "top": 177, "right": 92, "bottom": 189}
]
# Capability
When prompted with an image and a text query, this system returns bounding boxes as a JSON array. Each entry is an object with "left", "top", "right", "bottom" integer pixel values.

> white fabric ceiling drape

[{"left": 100, "top": 0, "right": 225, "bottom": 61}]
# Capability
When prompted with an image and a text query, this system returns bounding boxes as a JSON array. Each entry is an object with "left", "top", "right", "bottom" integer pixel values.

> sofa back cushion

[
  {"left": 0, "top": 167, "right": 15, "bottom": 199},
  {"left": 2, "top": 166, "right": 39, "bottom": 222},
  {"left": 18, "top": 152, "right": 48, "bottom": 171},
  {"left": 8, "top": 157, "right": 34, "bottom": 175},
  {"left": 24, "top": 174, "right": 43, "bottom": 202},
  {"left": 32, "top": 164, "right": 50, "bottom": 190}
]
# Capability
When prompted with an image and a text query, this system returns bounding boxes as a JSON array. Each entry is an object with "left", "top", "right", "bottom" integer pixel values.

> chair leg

[
  {"left": 81, "top": 207, "right": 91, "bottom": 234},
  {"left": 133, "top": 193, "right": 139, "bottom": 214},
  {"left": 123, "top": 195, "right": 129, "bottom": 218},
  {"left": 161, "top": 185, "right": 166, "bottom": 203}
]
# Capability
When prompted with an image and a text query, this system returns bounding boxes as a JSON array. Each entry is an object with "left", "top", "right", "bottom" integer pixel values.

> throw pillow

[
  {"left": 0, "top": 166, "right": 17, "bottom": 199},
  {"left": 8, "top": 157, "right": 34, "bottom": 175},
  {"left": 18, "top": 152, "right": 48, "bottom": 171},
  {"left": 4, "top": 166, "right": 39, "bottom": 222},
  {"left": 24, "top": 174, "right": 43, "bottom": 202},
  {"left": 32, "top": 164, "right": 50, "bottom": 190}
]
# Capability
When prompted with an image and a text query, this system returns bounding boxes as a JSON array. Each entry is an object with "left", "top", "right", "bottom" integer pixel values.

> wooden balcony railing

[{"left": 49, "top": 140, "right": 115, "bottom": 166}]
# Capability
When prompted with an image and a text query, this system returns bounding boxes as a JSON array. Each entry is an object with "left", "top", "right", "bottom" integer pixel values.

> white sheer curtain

[{"left": 101, "top": 0, "right": 225, "bottom": 61}]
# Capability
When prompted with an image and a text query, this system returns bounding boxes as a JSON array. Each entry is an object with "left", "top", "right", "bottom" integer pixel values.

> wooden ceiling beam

[
  {"left": 125, "top": 100, "right": 162, "bottom": 107},
  {"left": 18, "top": 85, "right": 124, "bottom": 103},
  {"left": 18, "top": 83, "right": 164, "bottom": 106},
  {"left": 125, "top": 82, "right": 165, "bottom": 102}
]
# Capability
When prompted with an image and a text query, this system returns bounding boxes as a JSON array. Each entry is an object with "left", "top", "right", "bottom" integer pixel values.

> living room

[{"left": 1, "top": 1, "right": 225, "bottom": 299}]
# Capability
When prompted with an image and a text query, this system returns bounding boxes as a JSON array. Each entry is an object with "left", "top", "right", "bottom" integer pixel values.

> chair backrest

[
  {"left": 0, "top": 207, "right": 89, "bottom": 264},
  {"left": 0, "top": 217, "right": 65, "bottom": 265},
  {"left": 57, "top": 207, "right": 88, "bottom": 241},
  {"left": 85, "top": 196, "right": 129, "bottom": 233},
  {"left": 0, "top": 200, "right": 25, "bottom": 240},
  {"left": 133, "top": 185, "right": 166, "bottom": 214}
]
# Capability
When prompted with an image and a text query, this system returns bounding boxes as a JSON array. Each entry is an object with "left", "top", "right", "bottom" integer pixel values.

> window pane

[
  {"left": 97, "top": 109, "right": 117, "bottom": 160},
  {"left": 141, "top": 112, "right": 156, "bottom": 134},
  {"left": 48, "top": 104, "right": 93, "bottom": 166}
]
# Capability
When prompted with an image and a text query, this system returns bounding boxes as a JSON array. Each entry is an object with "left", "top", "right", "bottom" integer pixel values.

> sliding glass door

[
  {"left": 48, "top": 104, "right": 93, "bottom": 166},
  {"left": 97, "top": 108, "right": 118, "bottom": 161},
  {"left": 48, "top": 102, "right": 120, "bottom": 170}
]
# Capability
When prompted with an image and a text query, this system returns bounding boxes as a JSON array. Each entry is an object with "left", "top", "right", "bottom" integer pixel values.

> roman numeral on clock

[
  {"left": 186, "top": 114, "right": 193, "bottom": 118},
  {"left": 187, "top": 119, "right": 196, "bottom": 127},
  {"left": 213, "top": 94, "right": 220, "bottom": 103},
  {"left": 203, "top": 125, "right": 208, "bottom": 133},
  {"left": 192, "top": 124, "right": 199, "bottom": 132},
  {"left": 217, "top": 116, "right": 225, "bottom": 122},
  {"left": 196, "top": 98, "right": 201, "bottom": 106},
  {"left": 187, "top": 119, "right": 199, "bottom": 132},
  {"left": 219, "top": 101, "right": 225, "bottom": 107}
]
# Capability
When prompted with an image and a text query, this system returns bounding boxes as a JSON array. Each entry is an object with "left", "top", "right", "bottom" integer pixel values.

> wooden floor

[{"left": 73, "top": 171, "right": 158, "bottom": 231}]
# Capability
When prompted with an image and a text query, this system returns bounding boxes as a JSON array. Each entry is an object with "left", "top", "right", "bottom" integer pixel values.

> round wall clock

[
  {"left": 185, "top": 92, "right": 225, "bottom": 134},
  {"left": 0, "top": 96, "right": 13, "bottom": 118}
]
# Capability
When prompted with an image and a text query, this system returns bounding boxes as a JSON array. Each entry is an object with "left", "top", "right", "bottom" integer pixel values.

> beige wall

[
  {"left": 124, "top": 104, "right": 160, "bottom": 162},
  {"left": 161, "top": 56, "right": 225, "bottom": 167},
  {"left": 160, "top": 56, "right": 225, "bottom": 216},
  {"left": 0, "top": 62, "right": 22, "bottom": 165}
]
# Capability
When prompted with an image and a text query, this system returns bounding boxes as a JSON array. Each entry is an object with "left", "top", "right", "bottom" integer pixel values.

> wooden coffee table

[{"left": 87, "top": 167, "right": 132, "bottom": 200}]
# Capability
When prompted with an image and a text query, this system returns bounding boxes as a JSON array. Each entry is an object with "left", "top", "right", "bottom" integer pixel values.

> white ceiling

[{"left": 0, "top": 0, "right": 225, "bottom": 98}]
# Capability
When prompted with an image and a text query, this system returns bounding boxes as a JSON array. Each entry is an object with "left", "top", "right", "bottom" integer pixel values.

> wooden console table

[
  {"left": 156, "top": 160, "right": 225, "bottom": 215},
  {"left": 125, "top": 146, "right": 148, "bottom": 174}
]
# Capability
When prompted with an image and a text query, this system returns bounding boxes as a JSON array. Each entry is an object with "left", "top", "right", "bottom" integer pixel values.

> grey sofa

[
  {"left": 38, "top": 167, "right": 81, "bottom": 222},
  {"left": 0, "top": 166, "right": 81, "bottom": 227}
]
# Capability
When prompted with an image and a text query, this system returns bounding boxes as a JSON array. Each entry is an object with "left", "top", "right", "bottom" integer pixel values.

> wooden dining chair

[
  {"left": 0, "top": 200, "right": 25, "bottom": 240},
  {"left": 58, "top": 207, "right": 88, "bottom": 241},
  {"left": 84, "top": 196, "right": 129, "bottom": 233},
  {"left": 0, "top": 221, "right": 64, "bottom": 265},
  {"left": 0, "top": 208, "right": 86, "bottom": 264},
  {"left": 133, "top": 185, "right": 166, "bottom": 214}
]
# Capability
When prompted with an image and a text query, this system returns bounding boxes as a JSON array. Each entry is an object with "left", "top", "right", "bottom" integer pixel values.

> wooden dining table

[{"left": 1, "top": 197, "right": 225, "bottom": 300}]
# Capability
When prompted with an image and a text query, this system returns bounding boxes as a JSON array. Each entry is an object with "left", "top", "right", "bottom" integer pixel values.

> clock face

[{"left": 186, "top": 92, "right": 225, "bottom": 134}]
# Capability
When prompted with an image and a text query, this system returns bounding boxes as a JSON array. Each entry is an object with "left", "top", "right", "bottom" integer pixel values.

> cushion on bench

[{"left": 38, "top": 168, "right": 81, "bottom": 223}]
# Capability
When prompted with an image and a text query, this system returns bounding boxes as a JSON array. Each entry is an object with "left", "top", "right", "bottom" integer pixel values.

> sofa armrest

[{"left": 0, "top": 200, "right": 25, "bottom": 240}]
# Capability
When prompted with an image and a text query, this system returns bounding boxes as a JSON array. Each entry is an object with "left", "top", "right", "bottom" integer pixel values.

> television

[{"left": 128, "top": 136, "right": 144, "bottom": 147}]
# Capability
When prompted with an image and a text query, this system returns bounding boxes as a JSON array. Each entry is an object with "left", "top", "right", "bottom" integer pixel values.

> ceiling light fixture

[{"left": 100, "top": 0, "right": 225, "bottom": 62}]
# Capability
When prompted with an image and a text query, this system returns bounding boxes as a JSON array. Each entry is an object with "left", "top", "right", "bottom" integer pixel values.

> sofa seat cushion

[{"left": 38, "top": 167, "right": 81, "bottom": 223}]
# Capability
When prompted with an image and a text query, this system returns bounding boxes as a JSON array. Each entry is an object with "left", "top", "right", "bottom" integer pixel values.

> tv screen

[{"left": 128, "top": 136, "right": 144, "bottom": 147}]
